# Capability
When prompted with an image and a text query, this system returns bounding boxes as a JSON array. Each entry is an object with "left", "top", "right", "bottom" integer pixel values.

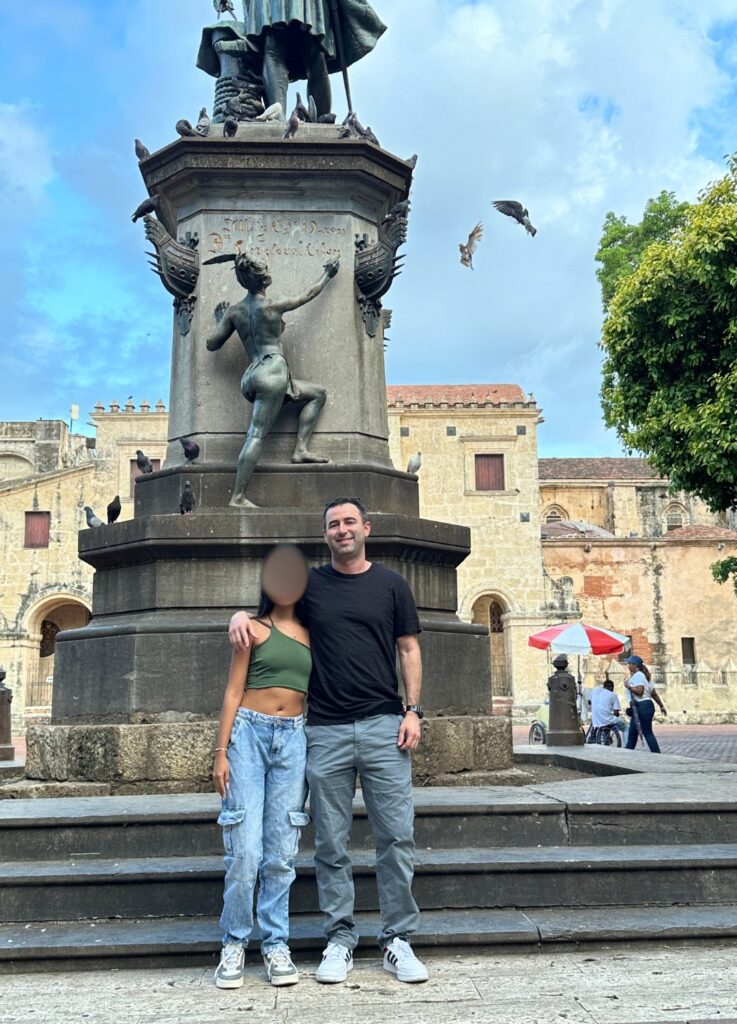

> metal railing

[{"left": 26, "top": 675, "right": 53, "bottom": 708}]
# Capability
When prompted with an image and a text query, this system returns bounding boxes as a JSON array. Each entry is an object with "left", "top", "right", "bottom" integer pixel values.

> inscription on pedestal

[{"left": 207, "top": 216, "right": 345, "bottom": 261}]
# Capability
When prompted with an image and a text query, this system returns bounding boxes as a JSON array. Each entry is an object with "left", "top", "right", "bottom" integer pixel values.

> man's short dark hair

[
  {"left": 323, "top": 496, "right": 369, "bottom": 527},
  {"left": 603, "top": 679, "right": 614, "bottom": 690}
]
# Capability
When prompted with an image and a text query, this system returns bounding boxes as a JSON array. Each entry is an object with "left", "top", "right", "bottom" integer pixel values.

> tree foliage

[
  {"left": 599, "top": 158, "right": 737, "bottom": 593},
  {"left": 595, "top": 191, "right": 691, "bottom": 308},
  {"left": 599, "top": 157, "right": 737, "bottom": 514}
]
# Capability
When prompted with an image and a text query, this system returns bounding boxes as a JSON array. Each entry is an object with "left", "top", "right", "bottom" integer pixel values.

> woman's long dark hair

[
  {"left": 255, "top": 545, "right": 309, "bottom": 625},
  {"left": 630, "top": 660, "right": 652, "bottom": 682}
]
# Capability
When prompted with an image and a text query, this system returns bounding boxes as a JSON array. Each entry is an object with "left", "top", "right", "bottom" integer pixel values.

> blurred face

[
  {"left": 261, "top": 546, "right": 308, "bottom": 607},
  {"left": 324, "top": 503, "right": 370, "bottom": 560}
]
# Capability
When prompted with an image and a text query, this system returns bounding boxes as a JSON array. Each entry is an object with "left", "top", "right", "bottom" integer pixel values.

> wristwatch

[{"left": 404, "top": 704, "right": 424, "bottom": 719}]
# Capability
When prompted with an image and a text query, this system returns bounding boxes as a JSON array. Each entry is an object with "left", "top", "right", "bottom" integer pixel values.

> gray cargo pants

[{"left": 305, "top": 713, "right": 419, "bottom": 949}]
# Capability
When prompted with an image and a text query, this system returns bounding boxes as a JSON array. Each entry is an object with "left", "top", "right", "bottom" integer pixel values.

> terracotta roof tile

[
  {"left": 664, "top": 524, "right": 737, "bottom": 541},
  {"left": 538, "top": 458, "right": 661, "bottom": 481},
  {"left": 387, "top": 384, "right": 527, "bottom": 407}
]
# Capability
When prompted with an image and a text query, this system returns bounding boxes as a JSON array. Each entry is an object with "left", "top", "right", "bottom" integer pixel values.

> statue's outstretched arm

[
  {"left": 206, "top": 310, "right": 236, "bottom": 350},
  {"left": 274, "top": 256, "right": 340, "bottom": 313}
]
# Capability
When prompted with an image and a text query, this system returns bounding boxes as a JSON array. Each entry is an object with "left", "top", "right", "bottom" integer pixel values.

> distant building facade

[{"left": 0, "top": 402, "right": 168, "bottom": 733}]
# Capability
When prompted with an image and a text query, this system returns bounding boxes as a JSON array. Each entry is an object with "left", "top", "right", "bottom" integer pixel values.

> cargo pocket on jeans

[
  {"left": 282, "top": 810, "right": 311, "bottom": 859},
  {"left": 218, "top": 807, "right": 245, "bottom": 856}
]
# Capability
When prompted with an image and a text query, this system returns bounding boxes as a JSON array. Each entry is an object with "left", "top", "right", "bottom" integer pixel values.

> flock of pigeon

[
  {"left": 459, "top": 201, "right": 537, "bottom": 270},
  {"left": 84, "top": 441, "right": 199, "bottom": 528}
]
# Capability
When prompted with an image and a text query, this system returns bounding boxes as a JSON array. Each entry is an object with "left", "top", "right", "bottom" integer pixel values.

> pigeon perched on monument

[
  {"left": 106, "top": 496, "right": 122, "bottom": 524},
  {"left": 84, "top": 506, "right": 104, "bottom": 529},
  {"left": 135, "top": 450, "right": 154, "bottom": 474}
]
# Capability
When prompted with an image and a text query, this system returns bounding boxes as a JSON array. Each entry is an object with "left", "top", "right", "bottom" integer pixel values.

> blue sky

[{"left": 2, "top": 0, "right": 737, "bottom": 455}]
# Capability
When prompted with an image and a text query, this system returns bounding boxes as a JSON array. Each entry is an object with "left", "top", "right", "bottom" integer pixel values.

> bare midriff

[{"left": 240, "top": 686, "right": 305, "bottom": 717}]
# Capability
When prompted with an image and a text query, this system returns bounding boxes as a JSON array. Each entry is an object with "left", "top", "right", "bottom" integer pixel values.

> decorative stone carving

[
  {"left": 354, "top": 209, "right": 408, "bottom": 337},
  {"left": 144, "top": 215, "right": 200, "bottom": 300},
  {"left": 174, "top": 295, "right": 197, "bottom": 337}
]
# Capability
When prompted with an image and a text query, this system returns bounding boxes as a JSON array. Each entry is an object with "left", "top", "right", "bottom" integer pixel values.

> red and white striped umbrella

[{"left": 528, "top": 622, "right": 629, "bottom": 656}]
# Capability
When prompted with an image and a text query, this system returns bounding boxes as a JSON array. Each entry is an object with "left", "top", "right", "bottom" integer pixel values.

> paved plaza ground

[
  {"left": 4, "top": 943, "right": 737, "bottom": 1024},
  {"left": 511, "top": 724, "right": 737, "bottom": 764}
]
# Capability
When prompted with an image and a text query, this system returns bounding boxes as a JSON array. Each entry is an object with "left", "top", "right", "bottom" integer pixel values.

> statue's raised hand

[{"left": 324, "top": 255, "right": 340, "bottom": 278}]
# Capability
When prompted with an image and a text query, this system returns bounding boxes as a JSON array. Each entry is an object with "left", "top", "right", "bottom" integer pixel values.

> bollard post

[
  {"left": 0, "top": 666, "right": 15, "bottom": 761},
  {"left": 546, "top": 654, "right": 584, "bottom": 746}
]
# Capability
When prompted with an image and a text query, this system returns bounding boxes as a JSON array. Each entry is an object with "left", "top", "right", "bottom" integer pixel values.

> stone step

[
  {"left": 3, "top": 785, "right": 737, "bottom": 862},
  {"left": 3, "top": 904, "right": 737, "bottom": 972},
  {"left": 3, "top": 844, "right": 737, "bottom": 923}
]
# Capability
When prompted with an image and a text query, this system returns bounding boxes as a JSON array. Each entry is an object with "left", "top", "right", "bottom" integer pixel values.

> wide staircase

[{"left": 2, "top": 777, "right": 737, "bottom": 971}]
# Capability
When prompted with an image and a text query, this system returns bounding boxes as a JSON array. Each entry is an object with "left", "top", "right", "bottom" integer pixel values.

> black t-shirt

[{"left": 301, "top": 563, "right": 421, "bottom": 725}]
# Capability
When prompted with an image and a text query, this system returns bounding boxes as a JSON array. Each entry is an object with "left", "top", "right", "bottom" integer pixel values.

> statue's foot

[
  {"left": 229, "top": 496, "right": 260, "bottom": 508},
  {"left": 292, "top": 450, "right": 330, "bottom": 464}
]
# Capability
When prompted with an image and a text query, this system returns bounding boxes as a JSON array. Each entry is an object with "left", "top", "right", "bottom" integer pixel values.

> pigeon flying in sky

[
  {"left": 492, "top": 200, "right": 537, "bottom": 237},
  {"left": 459, "top": 222, "right": 483, "bottom": 270},
  {"left": 406, "top": 451, "right": 422, "bottom": 475},
  {"left": 134, "top": 139, "right": 150, "bottom": 161},
  {"left": 180, "top": 438, "right": 200, "bottom": 464},
  {"left": 135, "top": 450, "right": 154, "bottom": 474},
  {"left": 107, "top": 495, "right": 122, "bottom": 525},
  {"left": 84, "top": 506, "right": 104, "bottom": 528},
  {"left": 180, "top": 480, "right": 196, "bottom": 515},
  {"left": 131, "top": 196, "right": 160, "bottom": 223}
]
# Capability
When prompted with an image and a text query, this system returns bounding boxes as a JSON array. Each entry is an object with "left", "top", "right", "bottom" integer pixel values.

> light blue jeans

[{"left": 218, "top": 707, "right": 309, "bottom": 953}]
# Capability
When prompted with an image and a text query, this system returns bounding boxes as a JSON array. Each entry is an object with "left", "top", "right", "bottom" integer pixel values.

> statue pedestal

[{"left": 27, "top": 128, "right": 511, "bottom": 788}]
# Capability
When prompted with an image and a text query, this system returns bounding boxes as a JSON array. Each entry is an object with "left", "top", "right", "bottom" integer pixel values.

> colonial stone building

[
  {"left": 0, "top": 403, "right": 168, "bottom": 733},
  {"left": 539, "top": 459, "right": 737, "bottom": 722},
  {"left": 387, "top": 384, "right": 552, "bottom": 715},
  {"left": 3, "top": 390, "right": 737, "bottom": 731}
]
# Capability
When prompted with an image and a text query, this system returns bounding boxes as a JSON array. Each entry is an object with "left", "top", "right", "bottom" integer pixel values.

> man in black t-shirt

[{"left": 228, "top": 497, "right": 428, "bottom": 984}]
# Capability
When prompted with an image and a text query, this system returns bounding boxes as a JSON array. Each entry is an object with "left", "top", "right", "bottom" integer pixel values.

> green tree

[
  {"left": 599, "top": 158, "right": 737, "bottom": 591},
  {"left": 595, "top": 190, "right": 691, "bottom": 308}
]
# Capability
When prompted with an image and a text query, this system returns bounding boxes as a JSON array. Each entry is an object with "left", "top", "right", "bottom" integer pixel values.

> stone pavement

[
  {"left": 4, "top": 943, "right": 737, "bottom": 1024},
  {"left": 513, "top": 724, "right": 737, "bottom": 764}
]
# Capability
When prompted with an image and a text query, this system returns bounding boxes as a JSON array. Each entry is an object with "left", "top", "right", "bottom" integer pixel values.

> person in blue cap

[{"left": 623, "top": 655, "right": 667, "bottom": 752}]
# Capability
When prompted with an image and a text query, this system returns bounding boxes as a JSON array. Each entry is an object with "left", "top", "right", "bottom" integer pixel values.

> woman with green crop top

[{"left": 212, "top": 544, "right": 312, "bottom": 991}]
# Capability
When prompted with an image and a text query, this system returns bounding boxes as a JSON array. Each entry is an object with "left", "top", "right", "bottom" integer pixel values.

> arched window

[
  {"left": 665, "top": 503, "right": 685, "bottom": 532},
  {"left": 40, "top": 620, "right": 61, "bottom": 658},
  {"left": 544, "top": 504, "right": 568, "bottom": 524},
  {"left": 489, "top": 601, "right": 505, "bottom": 633}
]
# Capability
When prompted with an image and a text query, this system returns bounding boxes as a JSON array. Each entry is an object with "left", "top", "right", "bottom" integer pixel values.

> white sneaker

[
  {"left": 263, "top": 945, "right": 299, "bottom": 986},
  {"left": 315, "top": 941, "right": 354, "bottom": 983},
  {"left": 383, "top": 937, "right": 429, "bottom": 983},
  {"left": 214, "top": 942, "right": 245, "bottom": 989}
]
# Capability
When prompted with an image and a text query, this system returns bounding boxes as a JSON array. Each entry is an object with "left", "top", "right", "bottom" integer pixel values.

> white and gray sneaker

[
  {"left": 383, "top": 937, "right": 429, "bottom": 983},
  {"left": 315, "top": 941, "right": 354, "bottom": 983},
  {"left": 263, "top": 945, "right": 299, "bottom": 986},
  {"left": 214, "top": 942, "right": 245, "bottom": 989}
]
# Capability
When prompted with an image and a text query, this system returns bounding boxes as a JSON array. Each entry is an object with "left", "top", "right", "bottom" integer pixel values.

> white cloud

[{"left": 0, "top": 102, "right": 54, "bottom": 203}]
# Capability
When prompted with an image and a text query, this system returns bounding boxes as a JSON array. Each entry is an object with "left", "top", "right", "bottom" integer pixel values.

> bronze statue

[
  {"left": 238, "top": 1, "right": 386, "bottom": 118},
  {"left": 204, "top": 251, "right": 340, "bottom": 507}
]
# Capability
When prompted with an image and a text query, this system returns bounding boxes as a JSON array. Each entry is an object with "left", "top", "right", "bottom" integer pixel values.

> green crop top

[{"left": 246, "top": 620, "right": 312, "bottom": 695}]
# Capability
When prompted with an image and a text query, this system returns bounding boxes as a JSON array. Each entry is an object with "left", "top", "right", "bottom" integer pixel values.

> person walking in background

[{"left": 624, "top": 655, "right": 667, "bottom": 752}]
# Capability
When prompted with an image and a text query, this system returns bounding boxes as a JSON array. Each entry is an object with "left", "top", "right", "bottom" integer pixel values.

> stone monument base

[{"left": 25, "top": 717, "right": 512, "bottom": 793}]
